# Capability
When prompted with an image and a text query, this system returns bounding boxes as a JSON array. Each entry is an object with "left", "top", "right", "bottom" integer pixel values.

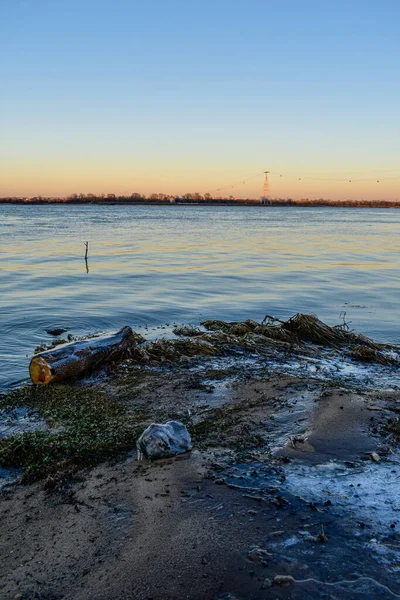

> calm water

[{"left": 0, "top": 204, "right": 399, "bottom": 390}]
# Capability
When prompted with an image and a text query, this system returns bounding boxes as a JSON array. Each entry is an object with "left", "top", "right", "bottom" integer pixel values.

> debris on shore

[
  {"left": 31, "top": 313, "right": 400, "bottom": 385},
  {"left": 29, "top": 326, "right": 145, "bottom": 384},
  {"left": 0, "top": 313, "right": 398, "bottom": 485},
  {"left": 1, "top": 313, "right": 400, "bottom": 599},
  {"left": 137, "top": 421, "right": 192, "bottom": 459}
]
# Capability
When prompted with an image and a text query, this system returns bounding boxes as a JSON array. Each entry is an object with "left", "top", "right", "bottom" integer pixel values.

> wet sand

[{"left": 1, "top": 370, "right": 400, "bottom": 600}]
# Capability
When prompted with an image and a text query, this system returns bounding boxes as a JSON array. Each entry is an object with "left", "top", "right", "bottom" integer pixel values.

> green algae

[
  {"left": 2, "top": 312, "right": 396, "bottom": 485},
  {"left": 188, "top": 395, "right": 270, "bottom": 451},
  {"left": 0, "top": 383, "right": 149, "bottom": 483}
]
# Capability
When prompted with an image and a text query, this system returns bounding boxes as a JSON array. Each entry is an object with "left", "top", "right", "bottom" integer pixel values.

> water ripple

[{"left": 0, "top": 204, "right": 399, "bottom": 390}]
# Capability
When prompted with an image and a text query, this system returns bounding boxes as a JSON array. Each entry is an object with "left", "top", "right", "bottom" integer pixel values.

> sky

[{"left": 1, "top": 0, "right": 399, "bottom": 200}]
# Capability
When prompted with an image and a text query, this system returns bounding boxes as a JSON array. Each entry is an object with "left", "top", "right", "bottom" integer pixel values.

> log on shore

[{"left": 29, "top": 326, "right": 144, "bottom": 385}]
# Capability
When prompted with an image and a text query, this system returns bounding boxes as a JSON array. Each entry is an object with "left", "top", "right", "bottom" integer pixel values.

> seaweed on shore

[
  {"left": 130, "top": 337, "right": 219, "bottom": 363},
  {"left": 258, "top": 323, "right": 298, "bottom": 344},
  {"left": 280, "top": 313, "right": 380, "bottom": 349},
  {"left": 172, "top": 325, "right": 203, "bottom": 337},
  {"left": 351, "top": 345, "right": 396, "bottom": 365},
  {"left": 202, "top": 320, "right": 235, "bottom": 333},
  {"left": 32, "top": 314, "right": 395, "bottom": 381},
  {"left": 0, "top": 384, "right": 149, "bottom": 483},
  {"left": 201, "top": 313, "right": 387, "bottom": 359},
  {"left": 2, "top": 312, "right": 397, "bottom": 485},
  {"left": 202, "top": 319, "right": 259, "bottom": 336}
]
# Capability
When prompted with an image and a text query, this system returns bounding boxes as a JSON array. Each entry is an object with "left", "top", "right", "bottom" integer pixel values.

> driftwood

[{"left": 29, "top": 326, "right": 144, "bottom": 385}]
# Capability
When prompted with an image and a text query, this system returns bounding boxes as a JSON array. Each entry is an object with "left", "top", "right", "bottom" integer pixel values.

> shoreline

[
  {"left": 1, "top": 200, "right": 400, "bottom": 208},
  {"left": 1, "top": 315, "right": 400, "bottom": 599}
]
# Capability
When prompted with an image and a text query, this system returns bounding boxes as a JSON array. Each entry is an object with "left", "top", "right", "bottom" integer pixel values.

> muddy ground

[{"left": 1, "top": 356, "right": 400, "bottom": 600}]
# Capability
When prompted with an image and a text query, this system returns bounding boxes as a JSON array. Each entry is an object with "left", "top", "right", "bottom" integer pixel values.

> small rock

[
  {"left": 247, "top": 546, "right": 272, "bottom": 564},
  {"left": 214, "top": 478, "right": 225, "bottom": 485},
  {"left": 274, "top": 575, "right": 295, "bottom": 586},
  {"left": 262, "top": 578, "right": 272, "bottom": 589},
  {"left": 274, "top": 495, "right": 289, "bottom": 506},
  {"left": 370, "top": 452, "right": 380, "bottom": 462},
  {"left": 46, "top": 327, "right": 68, "bottom": 336}
]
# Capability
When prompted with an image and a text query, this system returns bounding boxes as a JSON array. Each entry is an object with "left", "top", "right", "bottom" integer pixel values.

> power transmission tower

[{"left": 261, "top": 171, "right": 270, "bottom": 204}]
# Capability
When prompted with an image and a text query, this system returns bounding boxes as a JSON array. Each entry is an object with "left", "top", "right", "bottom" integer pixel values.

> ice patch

[
  {"left": 282, "top": 455, "right": 400, "bottom": 532},
  {"left": 0, "top": 407, "right": 45, "bottom": 438},
  {"left": 266, "top": 351, "right": 400, "bottom": 390},
  {"left": 187, "top": 345, "right": 399, "bottom": 390}
]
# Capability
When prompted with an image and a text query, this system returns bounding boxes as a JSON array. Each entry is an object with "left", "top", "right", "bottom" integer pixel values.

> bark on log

[{"left": 29, "top": 326, "right": 143, "bottom": 385}]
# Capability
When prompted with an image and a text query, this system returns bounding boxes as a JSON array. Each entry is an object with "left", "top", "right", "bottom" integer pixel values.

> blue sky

[{"left": 1, "top": 0, "right": 399, "bottom": 198}]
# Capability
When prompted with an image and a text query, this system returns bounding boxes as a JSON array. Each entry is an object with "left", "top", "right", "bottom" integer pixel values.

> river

[{"left": 0, "top": 204, "right": 399, "bottom": 390}]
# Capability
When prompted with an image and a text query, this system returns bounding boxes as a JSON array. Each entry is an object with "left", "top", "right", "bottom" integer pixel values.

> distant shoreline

[{"left": 1, "top": 199, "right": 400, "bottom": 208}]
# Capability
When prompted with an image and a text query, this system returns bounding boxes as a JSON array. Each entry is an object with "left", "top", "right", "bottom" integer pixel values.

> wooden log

[{"left": 29, "top": 326, "right": 144, "bottom": 385}]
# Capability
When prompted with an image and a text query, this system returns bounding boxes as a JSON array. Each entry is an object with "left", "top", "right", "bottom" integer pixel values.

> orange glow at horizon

[{"left": 1, "top": 158, "right": 399, "bottom": 201}]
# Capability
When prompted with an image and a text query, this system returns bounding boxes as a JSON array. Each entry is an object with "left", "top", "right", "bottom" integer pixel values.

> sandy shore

[{"left": 1, "top": 363, "right": 400, "bottom": 600}]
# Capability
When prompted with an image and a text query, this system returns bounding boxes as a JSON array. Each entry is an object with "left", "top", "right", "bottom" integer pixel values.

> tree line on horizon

[{"left": 0, "top": 193, "right": 399, "bottom": 208}]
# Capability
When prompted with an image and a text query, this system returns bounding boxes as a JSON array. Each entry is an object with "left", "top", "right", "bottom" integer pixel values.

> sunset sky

[{"left": 1, "top": 0, "right": 399, "bottom": 200}]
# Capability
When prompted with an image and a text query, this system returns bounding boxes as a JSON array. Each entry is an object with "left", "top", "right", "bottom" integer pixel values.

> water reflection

[{"left": 0, "top": 204, "right": 399, "bottom": 390}]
